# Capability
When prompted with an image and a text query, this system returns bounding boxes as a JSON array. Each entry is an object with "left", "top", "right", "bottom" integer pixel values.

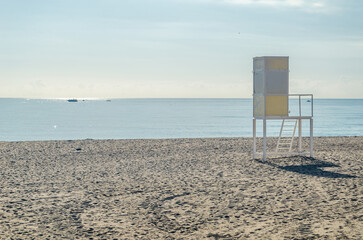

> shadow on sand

[{"left": 256, "top": 156, "right": 356, "bottom": 179}]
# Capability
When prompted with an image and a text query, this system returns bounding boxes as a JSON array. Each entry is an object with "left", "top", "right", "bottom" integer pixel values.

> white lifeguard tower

[{"left": 252, "top": 56, "right": 313, "bottom": 161}]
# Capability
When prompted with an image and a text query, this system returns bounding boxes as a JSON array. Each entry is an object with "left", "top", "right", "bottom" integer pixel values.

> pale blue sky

[{"left": 1, "top": 0, "right": 362, "bottom": 98}]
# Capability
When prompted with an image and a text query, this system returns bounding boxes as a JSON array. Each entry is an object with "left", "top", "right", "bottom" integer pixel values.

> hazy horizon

[{"left": 1, "top": 97, "right": 363, "bottom": 100}]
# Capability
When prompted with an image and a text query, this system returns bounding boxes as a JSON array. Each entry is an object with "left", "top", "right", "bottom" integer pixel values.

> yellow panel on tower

[
  {"left": 265, "top": 96, "right": 288, "bottom": 116},
  {"left": 266, "top": 57, "right": 288, "bottom": 70}
]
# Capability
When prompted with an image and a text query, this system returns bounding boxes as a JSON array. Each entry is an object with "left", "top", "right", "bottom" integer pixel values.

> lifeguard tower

[{"left": 252, "top": 56, "right": 313, "bottom": 161}]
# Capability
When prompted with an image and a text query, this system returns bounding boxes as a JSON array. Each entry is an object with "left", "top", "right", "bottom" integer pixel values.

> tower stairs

[{"left": 275, "top": 119, "right": 298, "bottom": 153}]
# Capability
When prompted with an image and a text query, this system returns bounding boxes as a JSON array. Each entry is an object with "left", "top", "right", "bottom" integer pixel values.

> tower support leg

[
  {"left": 263, "top": 118, "right": 267, "bottom": 162},
  {"left": 310, "top": 118, "right": 313, "bottom": 158},
  {"left": 253, "top": 118, "right": 256, "bottom": 160},
  {"left": 299, "top": 119, "right": 302, "bottom": 154}
]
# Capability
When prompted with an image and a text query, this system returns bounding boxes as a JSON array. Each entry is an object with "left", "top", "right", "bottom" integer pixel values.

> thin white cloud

[
  {"left": 222, "top": 0, "right": 333, "bottom": 13},
  {"left": 170, "top": 0, "right": 337, "bottom": 13}
]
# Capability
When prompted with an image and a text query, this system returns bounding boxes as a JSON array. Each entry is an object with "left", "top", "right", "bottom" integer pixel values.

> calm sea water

[{"left": 0, "top": 98, "right": 362, "bottom": 141}]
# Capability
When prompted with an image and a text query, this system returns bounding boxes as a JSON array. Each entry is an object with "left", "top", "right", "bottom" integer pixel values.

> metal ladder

[{"left": 275, "top": 119, "right": 298, "bottom": 153}]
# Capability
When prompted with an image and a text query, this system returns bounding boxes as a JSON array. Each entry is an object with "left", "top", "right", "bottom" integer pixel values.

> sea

[{"left": 0, "top": 98, "right": 362, "bottom": 141}]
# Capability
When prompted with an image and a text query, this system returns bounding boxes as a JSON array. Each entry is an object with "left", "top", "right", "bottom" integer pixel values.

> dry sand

[{"left": 0, "top": 137, "right": 362, "bottom": 239}]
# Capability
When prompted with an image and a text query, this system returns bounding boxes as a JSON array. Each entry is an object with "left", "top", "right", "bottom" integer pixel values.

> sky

[{"left": 0, "top": 0, "right": 362, "bottom": 99}]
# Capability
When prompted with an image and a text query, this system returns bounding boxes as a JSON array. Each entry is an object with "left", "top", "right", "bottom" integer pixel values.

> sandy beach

[{"left": 0, "top": 136, "right": 362, "bottom": 239}]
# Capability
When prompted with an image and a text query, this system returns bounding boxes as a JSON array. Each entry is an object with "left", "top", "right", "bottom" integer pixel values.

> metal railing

[{"left": 289, "top": 94, "right": 313, "bottom": 117}]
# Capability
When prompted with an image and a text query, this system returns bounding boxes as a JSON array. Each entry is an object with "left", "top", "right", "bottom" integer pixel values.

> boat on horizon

[{"left": 67, "top": 99, "right": 78, "bottom": 103}]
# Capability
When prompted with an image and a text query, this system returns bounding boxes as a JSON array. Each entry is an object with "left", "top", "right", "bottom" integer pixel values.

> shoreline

[
  {"left": 0, "top": 137, "right": 362, "bottom": 239},
  {"left": 1, "top": 135, "right": 362, "bottom": 143}
]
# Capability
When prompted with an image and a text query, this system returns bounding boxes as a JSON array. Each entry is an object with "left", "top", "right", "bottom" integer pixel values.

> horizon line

[{"left": 1, "top": 97, "right": 363, "bottom": 100}]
